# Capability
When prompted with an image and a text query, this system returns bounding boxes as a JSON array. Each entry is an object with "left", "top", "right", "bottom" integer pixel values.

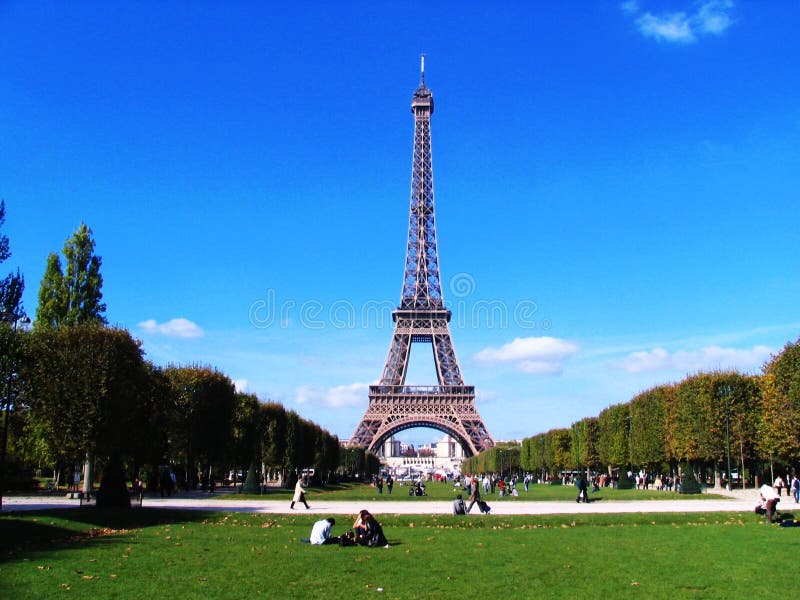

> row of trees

[
  {"left": 1, "top": 212, "right": 364, "bottom": 507},
  {"left": 464, "top": 348, "right": 800, "bottom": 487}
]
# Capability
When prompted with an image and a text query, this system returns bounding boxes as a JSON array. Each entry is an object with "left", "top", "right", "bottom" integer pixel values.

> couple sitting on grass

[{"left": 305, "top": 510, "right": 389, "bottom": 548}]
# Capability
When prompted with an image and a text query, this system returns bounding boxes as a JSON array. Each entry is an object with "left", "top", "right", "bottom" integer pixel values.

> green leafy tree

[
  {"left": 547, "top": 428, "right": 571, "bottom": 473},
  {"left": 35, "top": 223, "right": 106, "bottom": 328},
  {"left": 338, "top": 446, "right": 366, "bottom": 475},
  {"left": 757, "top": 341, "right": 800, "bottom": 466},
  {"left": 0, "top": 200, "right": 25, "bottom": 317},
  {"left": 21, "top": 325, "right": 151, "bottom": 506},
  {"left": 570, "top": 417, "right": 599, "bottom": 471},
  {"left": 629, "top": 386, "right": 670, "bottom": 469},
  {"left": 231, "top": 392, "right": 261, "bottom": 484},
  {"left": 598, "top": 403, "right": 630, "bottom": 470},
  {"left": 164, "top": 366, "right": 237, "bottom": 488},
  {"left": 261, "top": 402, "right": 287, "bottom": 476}
]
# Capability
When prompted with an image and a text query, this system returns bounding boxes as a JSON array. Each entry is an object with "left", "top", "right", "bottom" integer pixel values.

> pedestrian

[
  {"left": 466, "top": 479, "right": 481, "bottom": 513},
  {"left": 791, "top": 475, "right": 800, "bottom": 504},
  {"left": 774, "top": 475, "right": 785, "bottom": 497},
  {"left": 303, "top": 518, "right": 339, "bottom": 545},
  {"left": 576, "top": 475, "right": 588, "bottom": 503},
  {"left": 290, "top": 476, "right": 310, "bottom": 510},
  {"left": 386, "top": 475, "right": 394, "bottom": 494},
  {"left": 376, "top": 476, "right": 383, "bottom": 494}
]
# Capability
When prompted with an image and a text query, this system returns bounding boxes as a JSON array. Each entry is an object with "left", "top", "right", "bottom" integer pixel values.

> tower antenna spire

[{"left": 420, "top": 54, "right": 426, "bottom": 87}]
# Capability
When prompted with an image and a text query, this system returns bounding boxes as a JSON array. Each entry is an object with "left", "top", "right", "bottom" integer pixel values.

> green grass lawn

[
  {"left": 225, "top": 480, "right": 725, "bottom": 502},
  {"left": 2, "top": 507, "right": 797, "bottom": 599}
]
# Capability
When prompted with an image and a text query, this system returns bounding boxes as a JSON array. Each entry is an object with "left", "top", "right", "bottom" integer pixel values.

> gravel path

[{"left": 3, "top": 487, "right": 778, "bottom": 516}]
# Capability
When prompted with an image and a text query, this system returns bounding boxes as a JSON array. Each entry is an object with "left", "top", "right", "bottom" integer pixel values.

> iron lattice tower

[{"left": 350, "top": 58, "right": 494, "bottom": 457}]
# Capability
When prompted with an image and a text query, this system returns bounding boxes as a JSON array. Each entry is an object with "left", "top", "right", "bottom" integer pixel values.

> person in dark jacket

[
  {"left": 576, "top": 475, "right": 589, "bottom": 503},
  {"left": 354, "top": 510, "right": 388, "bottom": 548}
]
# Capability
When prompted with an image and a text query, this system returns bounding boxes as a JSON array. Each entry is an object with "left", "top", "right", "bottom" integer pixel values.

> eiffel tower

[{"left": 350, "top": 58, "right": 494, "bottom": 457}]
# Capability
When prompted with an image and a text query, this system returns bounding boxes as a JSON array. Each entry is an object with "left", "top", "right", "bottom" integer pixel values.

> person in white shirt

[
  {"left": 308, "top": 518, "right": 339, "bottom": 545},
  {"left": 757, "top": 484, "right": 780, "bottom": 523}
]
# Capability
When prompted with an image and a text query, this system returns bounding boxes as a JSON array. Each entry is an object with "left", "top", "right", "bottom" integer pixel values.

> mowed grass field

[{"left": 2, "top": 506, "right": 799, "bottom": 599}]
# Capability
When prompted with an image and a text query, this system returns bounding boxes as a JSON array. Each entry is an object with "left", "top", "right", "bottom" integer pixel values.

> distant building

[{"left": 380, "top": 433, "right": 464, "bottom": 475}]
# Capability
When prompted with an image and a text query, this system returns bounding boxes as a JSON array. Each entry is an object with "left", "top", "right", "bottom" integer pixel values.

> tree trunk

[
  {"left": 82, "top": 453, "right": 93, "bottom": 496},
  {"left": 97, "top": 454, "right": 131, "bottom": 508}
]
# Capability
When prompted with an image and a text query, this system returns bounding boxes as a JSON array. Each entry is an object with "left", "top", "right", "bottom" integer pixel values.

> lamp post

[{"left": 1, "top": 311, "right": 30, "bottom": 511}]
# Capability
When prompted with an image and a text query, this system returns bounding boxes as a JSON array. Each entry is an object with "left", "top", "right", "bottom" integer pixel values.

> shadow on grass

[{"left": 0, "top": 508, "right": 219, "bottom": 561}]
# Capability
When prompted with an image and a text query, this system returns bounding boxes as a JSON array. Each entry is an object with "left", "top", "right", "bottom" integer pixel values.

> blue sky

[{"left": 2, "top": 1, "right": 798, "bottom": 445}]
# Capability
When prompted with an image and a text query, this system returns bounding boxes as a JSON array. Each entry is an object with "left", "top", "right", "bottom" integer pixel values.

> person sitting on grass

[
  {"left": 354, "top": 510, "right": 389, "bottom": 548},
  {"left": 453, "top": 494, "right": 467, "bottom": 515},
  {"left": 303, "top": 518, "right": 339, "bottom": 545}
]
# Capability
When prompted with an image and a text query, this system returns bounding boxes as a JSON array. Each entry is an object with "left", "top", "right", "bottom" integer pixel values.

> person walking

[
  {"left": 290, "top": 476, "right": 310, "bottom": 510},
  {"left": 773, "top": 475, "right": 785, "bottom": 497},
  {"left": 386, "top": 475, "right": 394, "bottom": 494},
  {"left": 576, "top": 475, "right": 589, "bottom": 503},
  {"left": 466, "top": 479, "right": 482, "bottom": 513}
]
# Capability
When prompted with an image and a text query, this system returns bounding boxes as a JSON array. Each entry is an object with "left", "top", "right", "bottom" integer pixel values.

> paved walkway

[{"left": 4, "top": 487, "right": 788, "bottom": 516}]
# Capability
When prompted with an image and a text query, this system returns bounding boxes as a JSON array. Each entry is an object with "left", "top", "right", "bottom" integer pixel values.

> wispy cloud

[
  {"left": 474, "top": 337, "right": 579, "bottom": 375},
  {"left": 138, "top": 317, "right": 205, "bottom": 338},
  {"left": 617, "top": 344, "right": 773, "bottom": 374},
  {"left": 295, "top": 382, "right": 370, "bottom": 408},
  {"left": 623, "top": 0, "right": 734, "bottom": 43}
]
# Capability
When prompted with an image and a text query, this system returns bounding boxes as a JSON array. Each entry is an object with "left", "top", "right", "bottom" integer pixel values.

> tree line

[
  {"left": 464, "top": 349, "right": 800, "bottom": 488},
  {"left": 0, "top": 212, "right": 373, "bottom": 507}
]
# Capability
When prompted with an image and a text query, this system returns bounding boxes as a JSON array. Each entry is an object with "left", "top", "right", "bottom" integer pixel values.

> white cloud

[
  {"left": 295, "top": 382, "right": 370, "bottom": 408},
  {"left": 637, "top": 11, "right": 696, "bottom": 43},
  {"left": 474, "top": 337, "right": 579, "bottom": 376},
  {"left": 617, "top": 345, "right": 773, "bottom": 374},
  {"left": 696, "top": 0, "right": 734, "bottom": 34},
  {"left": 620, "top": 0, "right": 639, "bottom": 16},
  {"left": 138, "top": 317, "right": 205, "bottom": 338},
  {"left": 234, "top": 379, "right": 249, "bottom": 393},
  {"left": 624, "top": 0, "right": 734, "bottom": 43}
]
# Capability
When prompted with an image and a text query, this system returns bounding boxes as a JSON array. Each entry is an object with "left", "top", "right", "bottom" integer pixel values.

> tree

[
  {"left": 21, "top": 325, "right": 152, "bottom": 506},
  {"left": 0, "top": 200, "right": 26, "bottom": 507},
  {"left": 598, "top": 403, "right": 630, "bottom": 470},
  {"left": 757, "top": 341, "right": 800, "bottom": 469},
  {"left": 231, "top": 392, "right": 261, "bottom": 490},
  {"left": 629, "top": 386, "right": 670, "bottom": 469},
  {"left": 0, "top": 200, "right": 25, "bottom": 318},
  {"left": 163, "top": 366, "right": 237, "bottom": 489},
  {"left": 36, "top": 223, "right": 106, "bottom": 328},
  {"left": 35, "top": 254, "right": 65, "bottom": 327},
  {"left": 261, "top": 402, "right": 287, "bottom": 477},
  {"left": 570, "top": 417, "right": 599, "bottom": 471}
]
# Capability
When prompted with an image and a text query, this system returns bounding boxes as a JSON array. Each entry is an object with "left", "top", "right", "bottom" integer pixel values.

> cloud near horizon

[
  {"left": 138, "top": 317, "right": 205, "bottom": 338},
  {"left": 623, "top": 0, "right": 734, "bottom": 44},
  {"left": 617, "top": 344, "right": 773, "bottom": 374},
  {"left": 474, "top": 337, "right": 579, "bottom": 375},
  {"left": 295, "top": 382, "right": 370, "bottom": 408}
]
